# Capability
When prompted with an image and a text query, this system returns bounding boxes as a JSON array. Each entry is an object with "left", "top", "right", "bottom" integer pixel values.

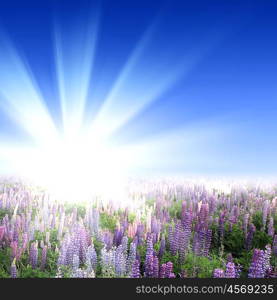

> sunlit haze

[{"left": 1, "top": 0, "right": 277, "bottom": 202}]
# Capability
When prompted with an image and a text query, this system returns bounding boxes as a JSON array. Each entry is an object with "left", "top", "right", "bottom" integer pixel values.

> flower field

[{"left": 0, "top": 178, "right": 276, "bottom": 278}]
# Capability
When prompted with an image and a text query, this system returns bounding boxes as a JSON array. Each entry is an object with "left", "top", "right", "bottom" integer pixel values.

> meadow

[{"left": 0, "top": 178, "right": 276, "bottom": 278}]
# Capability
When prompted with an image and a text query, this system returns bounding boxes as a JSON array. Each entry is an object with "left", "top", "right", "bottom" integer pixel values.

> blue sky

[{"left": 0, "top": 0, "right": 277, "bottom": 177}]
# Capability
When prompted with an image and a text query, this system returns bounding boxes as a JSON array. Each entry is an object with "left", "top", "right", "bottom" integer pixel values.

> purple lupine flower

[
  {"left": 10, "top": 240, "right": 18, "bottom": 260},
  {"left": 86, "top": 244, "right": 97, "bottom": 272},
  {"left": 262, "top": 200, "right": 269, "bottom": 231},
  {"left": 203, "top": 229, "right": 212, "bottom": 257},
  {"left": 178, "top": 230, "right": 186, "bottom": 264},
  {"left": 151, "top": 217, "right": 160, "bottom": 245},
  {"left": 209, "top": 195, "right": 216, "bottom": 214},
  {"left": 233, "top": 205, "right": 239, "bottom": 221},
  {"left": 79, "top": 227, "right": 88, "bottom": 264},
  {"left": 170, "top": 222, "right": 181, "bottom": 256},
  {"left": 136, "top": 251, "right": 141, "bottom": 265},
  {"left": 245, "top": 223, "right": 256, "bottom": 250},
  {"left": 145, "top": 254, "right": 154, "bottom": 278},
  {"left": 113, "top": 228, "right": 123, "bottom": 246},
  {"left": 92, "top": 208, "right": 100, "bottom": 238},
  {"left": 145, "top": 234, "right": 154, "bottom": 277},
  {"left": 132, "top": 236, "right": 138, "bottom": 247},
  {"left": 86, "top": 207, "right": 99, "bottom": 238},
  {"left": 115, "top": 245, "right": 126, "bottom": 277},
  {"left": 131, "top": 259, "right": 140, "bottom": 278},
  {"left": 153, "top": 255, "right": 159, "bottom": 278},
  {"left": 41, "top": 245, "right": 47, "bottom": 270},
  {"left": 29, "top": 241, "right": 38, "bottom": 269},
  {"left": 65, "top": 238, "right": 74, "bottom": 266},
  {"left": 29, "top": 226, "right": 35, "bottom": 242},
  {"left": 218, "top": 211, "right": 226, "bottom": 241},
  {"left": 268, "top": 268, "right": 277, "bottom": 278},
  {"left": 72, "top": 254, "right": 80, "bottom": 273},
  {"left": 135, "top": 224, "right": 144, "bottom": 246},
  {"left": 13, "top": 223, "right": 19, "bottom": 242},
  {"left": 192, "top": 231, "right": 199, "bottom": 256},
  {"left": 213, "top": 268, "right": 225, "bottom": 278},
  {"left": 121, "top": 216, "right": 129, "bottom": 233},
  {"left": 71, "top": 268, "right": 85, "bottom": 278},
  {"left": 51, "top": 214, "right": 56, "bottom": 229},
  {"left": 243, "top": 213, "right": 249, "bottom": 237},
  {"left": 58, "top": 212, "right": 65, "bottom": 239},
  {"left": 268, "top": 217, "right": 274, "bottom": 237},
  {"left": 22, "top": 232, "right": 28, "bottom": 252},
  {"left": 101, "top": 247, "right": 116, "bottom": 277},
  {"left": 225, "top": 262, "right": 236, "bottom": 278},
  {"left": 102, "top": 231, "right": 113, "bottom": 250},
  {"left": 57, "top": 238, "right": 68, "bottom": 266},
  {"left": 127, "top": 242, "right": 137, "bottom": 275},
  {"left": 235, "top": 264, "right": 242, "bottom": 278},
  {"left": 263, "top": 244, "right": 272, "bottom": 276},
  {"left": 73, "top": 229, "right": 82, "bottom": 253},
  {"left": 181, "top": 201, "right": 187, "bottom": 223},
  {"left": 248, "top": 249, "right": 265, "bottom": 278},
  {"left": 179, "top": 211, "right": 193, "bottom": 263},
  {"left": 165, "top": 262, "right": 174, "bottom": 278},
  {"left": 158, "top": 236, "right": 166, "bottom": 259},
  {"left": 168, "top": 225, "right": 174, "bottom": 251},
  {"left": 0, "top": 226, "right": 5, "bottom": 242},
  {"left": 199, "top": 203, "right": 209, "bottom": 224},
  {"left": 11, "top": 259, "right": 17, "bottom": 278},
  {"left": 121, "top": 235, "right": 128, "bottom": 260},
  {"left": 45, "top": 231, "right": 50, "bottom": 246},
  {"left": 193, "top": 225, "right": 206, "bottom": 256}
]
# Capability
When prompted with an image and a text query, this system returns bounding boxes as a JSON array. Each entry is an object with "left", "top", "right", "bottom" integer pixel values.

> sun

[{"left": 7, "top": 131, "right": 129, "bottom": 203}]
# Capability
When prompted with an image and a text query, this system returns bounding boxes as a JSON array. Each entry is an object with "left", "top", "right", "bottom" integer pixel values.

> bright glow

[
  {"left": 0, "top": 15, "right": 231, "bottom": 203},
  {"left": 0, "top": 132, "right": 130, "bottom": 202}
]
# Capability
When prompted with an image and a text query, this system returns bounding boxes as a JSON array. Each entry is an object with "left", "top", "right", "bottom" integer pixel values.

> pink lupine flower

[
  {"left": 10, "top": 240, "right": 18, "bottom": 260},
  {"left": 0, "top": 226, "right": 5, "bottom": 241}
]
